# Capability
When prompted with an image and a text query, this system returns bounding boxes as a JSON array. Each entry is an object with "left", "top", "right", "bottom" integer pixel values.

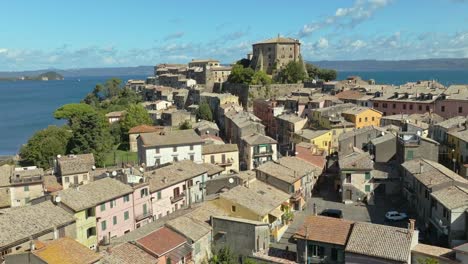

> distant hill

[
  {"left": 310, "top": 58, "right": 468, "bottom": 71},
  {"left": 0, "top": 71, "right": 63, "bottom": 81},
  {"left": 0, "top": 66, "right": 153, "bottom": 78}
]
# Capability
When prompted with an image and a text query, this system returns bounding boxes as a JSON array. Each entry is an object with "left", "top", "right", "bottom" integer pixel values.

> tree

[
  {"left": 236, "top": 58, "right": 251, "bottom": 68},
  {"left": 66, "top": 111, "right": 113, "bottom": 167},
  {"left": 417, "top": 258, "right": 439, "bottom": 264},
  {"left": 120, "top": 104, "right": 153, "bottom": 135},
  {"left": 305, "top": 63, "right": 320, "bottom": 79},
  {"left": 209, "top": 247, "right": 237, "bottom": 264},
  {"left": 179, "top": 120, "right": 192, "bottom": 130},
  {"left": 103, "top": 78, "right": 122, "bottom": 99},
  {"left": 278, "top": 61, "right": 307, "bottom": 83},
  {"left": 251, "top": 70, "right": 272, "bottom": 85},
  {"left": 317, "top": 68, "right": 337, "bottom": 81},
  {"left": 227, "top": 64, "right": 255, "bottom": 84},
  {"left": 19, "top": 126, "right": 72, "bottom": 169},
  {"left": 54, "top": 103, "right": 96, "bottom": 124},
  {"left": 196, "top": 102, "right": 213, "bottom": 121}
]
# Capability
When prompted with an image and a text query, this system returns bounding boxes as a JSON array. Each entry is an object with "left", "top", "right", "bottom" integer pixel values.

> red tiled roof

[
  {"left": 294, "top": 216, "right": 354, "bottom": 246},
  {"left": 201, "top": 134, "right": 224, "bottom": 143},
  {"left": 335, "top": 90, "right": 365, "bottom": 100},
  {"left": 129, "top": 125, "right": 165, "bottom": 134},
  {"left": 136, "top": 227, "right": 187, "bottom": 257}
]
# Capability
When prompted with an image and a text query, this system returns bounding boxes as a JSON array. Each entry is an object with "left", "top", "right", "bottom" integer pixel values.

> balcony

[
  {"left": 170, "top": 192, "right": 185, "bottom": 203},
  {"left": 135, "top": 211, "right": 152, "bottom": 222},
  {"left": 253, "top": 149, "right": 274, "bottom": 157},
  {"left": 216, "top": 158, "right": 234, "bottom": 167}
]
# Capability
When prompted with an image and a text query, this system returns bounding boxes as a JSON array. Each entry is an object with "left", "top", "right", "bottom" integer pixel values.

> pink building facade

[
  {"left": 95, "top": 190, "right": 135, "bottom": 243},
  {"left": 132, "top": 183, "right": 153, "bottom": 228},
  {"left": 151, "top": 181, "right": 187, "bottom": 220}
]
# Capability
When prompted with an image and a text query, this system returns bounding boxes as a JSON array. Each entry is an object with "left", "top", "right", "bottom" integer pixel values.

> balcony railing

[
  {"left": 216, "top": 158, "right": 234, "bottom": 167},
  {"left": 10, "top": 176, "right": 43, "bottom": 185},
  {"left": 253, "top": 149, "right": 274, "bottom": 157},
  {"left": 170, "top": 193, "right": 185, "bottom": 203},
  {"left": 135, "top": 211, "right": 152, "bottom": 222}
]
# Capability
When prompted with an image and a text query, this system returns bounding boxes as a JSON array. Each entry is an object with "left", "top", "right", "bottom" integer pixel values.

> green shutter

[
  {"left": 406, "top": 150, "right": 414, "bottom": 161},
  {"left": 143, "top": 204, "right": 148, "bottom": 215},
  {"left": 24, "top": 186, "right": 29, "bottom": 191},
  {"left": 365, "top": 172, "right": 371, "bottom": 180},
  {"left": 157, "top": 191, "right": 162, "bottom": 200},
  {"left": 100, "top": 203, "right": 106, "bottom": 212},
  {"left": 113, "top": 216, "right": 117, "bottom": 225},
  {"left": 101, "top": 220, "right": 107, "bottom": 231},
  {"left": 124, "top": 211, "right": 129, "bottom": 220},
  {"left": 365, "top": 185, "right": 371, "bottom": 192}
]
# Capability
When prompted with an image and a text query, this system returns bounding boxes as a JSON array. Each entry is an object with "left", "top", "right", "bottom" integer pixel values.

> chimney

[
  {"left": 419, "top": 162, "right": 424, "bottom": 174},
  {"left": 29, "top": 237, "right": 35, "bottom": 251},
  {"left": 407, "top": 219, "right": 416, "bottom": 238}
]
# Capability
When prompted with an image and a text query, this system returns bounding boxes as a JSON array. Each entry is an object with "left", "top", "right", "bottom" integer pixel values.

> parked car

[
  {"left": 385, "top": 211, "right": 408, "bottom": 221},
  {"left": 320, "top": 209, "right": 343, "bottom": 218}
]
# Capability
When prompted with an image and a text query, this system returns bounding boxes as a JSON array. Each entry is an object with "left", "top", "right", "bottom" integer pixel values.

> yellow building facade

[
  {"left": 74, "top": 210, "right": 97, "bottom": 249},
  {"left": 341, "top": 107, "right": 382, "bottom": 128}
]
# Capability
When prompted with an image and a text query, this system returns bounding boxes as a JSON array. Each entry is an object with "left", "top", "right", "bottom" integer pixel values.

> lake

[{"left": 1, "top": 70, "right": 468, "bottom": 155}]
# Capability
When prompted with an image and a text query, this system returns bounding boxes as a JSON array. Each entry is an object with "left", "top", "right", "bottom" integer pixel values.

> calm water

[
  {"left": 1, "top": 71, "right": 468, "bottom": 155},
  {"left": 0, "top": 75, "right": 146, "bottom": 155}
]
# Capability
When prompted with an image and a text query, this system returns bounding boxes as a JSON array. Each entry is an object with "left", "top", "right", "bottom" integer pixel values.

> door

[{"left": 345, "top": 190, "right": 352, "bottom": 200}]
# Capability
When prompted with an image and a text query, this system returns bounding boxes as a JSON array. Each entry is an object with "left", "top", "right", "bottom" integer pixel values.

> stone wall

[{"left": 221, "top": 83, "right": 305, "bottom": 107}]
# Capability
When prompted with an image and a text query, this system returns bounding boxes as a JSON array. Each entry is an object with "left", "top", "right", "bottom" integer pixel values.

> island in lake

[{"left": 0, "top": 71, "right": 64, "bottom": 81}]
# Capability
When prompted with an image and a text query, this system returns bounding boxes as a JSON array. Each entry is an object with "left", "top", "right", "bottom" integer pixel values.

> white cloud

[
  {"left": 0, "top": 48, "right": 7, "bottom": 54},
  {"left": 316, "top": 38, "right": 329, "bottom": 49},
  {"left": 351, "top": 40, "right": 366, "bottom": 49}
]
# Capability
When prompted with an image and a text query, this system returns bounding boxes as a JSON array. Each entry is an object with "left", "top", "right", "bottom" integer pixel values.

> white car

[{"left": 385, "top": 211, "right": 408, "bottom": 221}]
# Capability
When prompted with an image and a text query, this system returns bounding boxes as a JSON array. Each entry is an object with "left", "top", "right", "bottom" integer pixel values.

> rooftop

[
  {"left": 255, "top": 162, "right": 299, "bottom": 184},
  {"left": 431, "top": 185, "right": 468, "bottom": 210},
  {"left": 254, "top": 36, "right": 299, "bottom": 45},
  {"left": 136, "top": 227, "right": 187, "bottom": 257},
  {"left": 294, "top": 216, "right": 354, "bottom": 246},
  {"left": 276, "top": 113, "right": 306, "bottom": 124},
  {"left": 345, "top": 222, "right": 414, "bottom": 262},
  {"left": 144, "top": 160, "right": 207, "bottom": 192},
  {"left": 412, "top": 243, "right": 456, "bottom": 260},
  {"left": 102, "top": 242, "right": 160, "bottom": 264},
  {"left": 0, "top": 201, "right": 75, "bottom": 248},
  {"left": 58, "top": 177, "right": 133, "bottom": 212},
  {"left": 342, "top": 106, "right": 380, "bottom": 116},
  {"left": 193, "top": 120, "right": 220, "bottom": 132},
  {"left": 339, "top": 150, "right": 373, "bottom": 170},
  {"left": 56, "top": 153, "right": 95, "bottom": 176},
  {"left": 166, "top": 216, "right": 211, "bottom": 242},
  {"left": 219, "top": 180, "right": 290, "bottom": 216},
  {"left": 402, "top": 158, "right": 468, "bottom": 188},
  {"left": 276, "top": 157, "right": 321, "bottom": 176},
  {"left": 295, "top": 129, "right": 330, "bottom": 140},
  {"left": 139, "top": 130, "right": 204, "bottom": 147},
  {"left": 202, "top": 144, "right": 238, "bottom": 155},
  {"left": 128, "top": 125, "right": 165, "bottom": 134},
  {"left": 335, "top": 90, "right": 366, "bottom": 101},
  {"left": 241, "top": 133, "right": 277, "bottom": 146},
  {"left": 105, "top": 111, "right": 125, "bottom": 118},
  {"left": 199, "top": 162, "right": 224, "bottom": 176},
  {"left": 434, "top": 116, "right": 467, "bottom": 129},
  {"left": 212, "top": 215, "right": 269, "bottom": 226},
  {"left": 32, "top": 237, "right": 101, "bottom": 264}
]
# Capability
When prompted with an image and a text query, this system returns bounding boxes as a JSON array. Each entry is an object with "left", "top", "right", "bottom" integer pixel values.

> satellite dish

[
  {"left": 228, "top": 178, "right": 234, "bottom": 184},
  {"left": 92, "top": 165, "right": 96, "bottom": 170},
  {"left": 139, "top": 167, "right": 144, "bottom": 173},
  {"left": 55, "top": 196, "right": 61, "bottom": 203},
  {"left": 112, "top": 171, "right": 117, "bottom": 177},
  {"left": 416, "top": 131, "right": 422, "bottom": 136},
  {"left": 57, "top": 155, "right": 61, "bottom": 158}
]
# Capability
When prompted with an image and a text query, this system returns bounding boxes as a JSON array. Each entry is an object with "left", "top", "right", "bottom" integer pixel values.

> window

[
  {"left": 64, "top": 177, "right": 69, "bottom": 183},
  {"left": 409, "top": 104, "right": 413, "bottom": 110},
  {"left": 403, "top": 104, "right": 407, "bottom": 110},
  {"left": 345, "top": 173, "right": 351, "bottom": 183},
  {"left": 331, "top": 248, "right": 338, "bottom": 261},
  {"left": 359, "top": 118, "right": 362, "bottom": 122},
  {"left": 231, "top": 205, "right": 236, "bottom": 212},
  {"left": 211, "top": 155, "right": 215, "bottom": 164},
  {"left": 101, "top": 221, "right": 107, "bottom": 231},
  {"left": 365, "top": 185, "right": 371, "bottom": 192},
  {"left": 110, "top": 199, "right": 116, "bottom": 208},
  {"left": 123, "top": 194, "right": 130, "bottom": 202},
  {"left": 173, "top": 156, "right": 178, "bottom": 162},
  {"left": 100, "top": 203, "right": 106, "bottom": 212},
  {"left": 441, "top": 106, "right": 445, "bottom": 112},
  {"left": 406, "top": 150, "right": 414, "bottom": 161},
  {"left": 190, "top": 155, "right": 194, "bottom": 161},
  {"left": 365, "top": 172, "right": 371, "bottom": 180},
  {"left": 425, "top": 189, "right": 429, "bottom": 199},
  {"left": 155, "top": 158, "right": 160, "bottom": 166},
  {"left": 86, "top": 208, "right": 94, "bottom": 218},
  {"left": 459, "top": 107, "right": 463, "bottom": 113},
  {"left": 372, "top": 117, "right": 375, "bottom": 121},
  {"left": 309, "top": 245, "right": 324, "bottom": 257},
  {"left": 365, "top": 117, "right": 368, "bottom": 122},
  {"left": 443, "top": 208, "right": 448, "bottom": 218},
  {"left": 426, "top": 105, "right": 430, "bottom": 111},
  {"left": 374, "top": 103, "right": 379, "bottom": 107},
  {"left": 113, "top": 216, "right": 117, "bottom": 225},
  {"left": 24, "top": 186, "right": 29, "bottom": 191},
  {"left": 86, "top": 227, "right": 96, "bottom": 238},
  {"left": 393, "top": 103, "right": 396, "bottom": 109},
  {"left": 156, "top": 148, "right": 160, "bottom": 154},
  {"left": 157, "top": 191, "right": 162, "bottom": 200},
  {"left": 190, "top": 145, "right": 194, "bottom": 151},
  {"left": 140, "top": 188, "right": 148, "bottom": 198},
  {"left": 173, "top": 146, "right": 177, "bottom": 152},
  {"left": 418, "top": 105, "right": 422, "bottom": 111},
  {"left": 143, "top": 204, "right": 148, "bottom": 215}
]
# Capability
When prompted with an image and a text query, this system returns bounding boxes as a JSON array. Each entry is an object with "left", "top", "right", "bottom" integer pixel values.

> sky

[{"left": 0, "top": 0, "right": 467, "bottom": 71}]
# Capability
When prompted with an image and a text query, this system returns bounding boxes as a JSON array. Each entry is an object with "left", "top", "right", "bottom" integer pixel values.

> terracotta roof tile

[
  {"left": 102, "top": 242, "right": 160, "bottom": 264},
  {"left": 294, "top": 216, "right": 353, "bottom": 246},
  {"left": 136, "top": 227, "right": 187, "bottom": 257},
  {"left": 129, "top": 125, "right": 165, "bottom": 134},
  {"left": 32, "top": 237, "right": 101, "bottom": 264}
]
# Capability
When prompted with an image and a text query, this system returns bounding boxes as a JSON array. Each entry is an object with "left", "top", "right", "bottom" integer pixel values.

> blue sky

[{"left": 1, "top": 0, "right": 467, "bottom": 70}]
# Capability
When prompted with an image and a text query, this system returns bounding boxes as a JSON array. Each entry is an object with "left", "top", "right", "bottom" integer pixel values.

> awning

[{"left": 269, "top": 208, "right": 284, "bottom": 219}]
